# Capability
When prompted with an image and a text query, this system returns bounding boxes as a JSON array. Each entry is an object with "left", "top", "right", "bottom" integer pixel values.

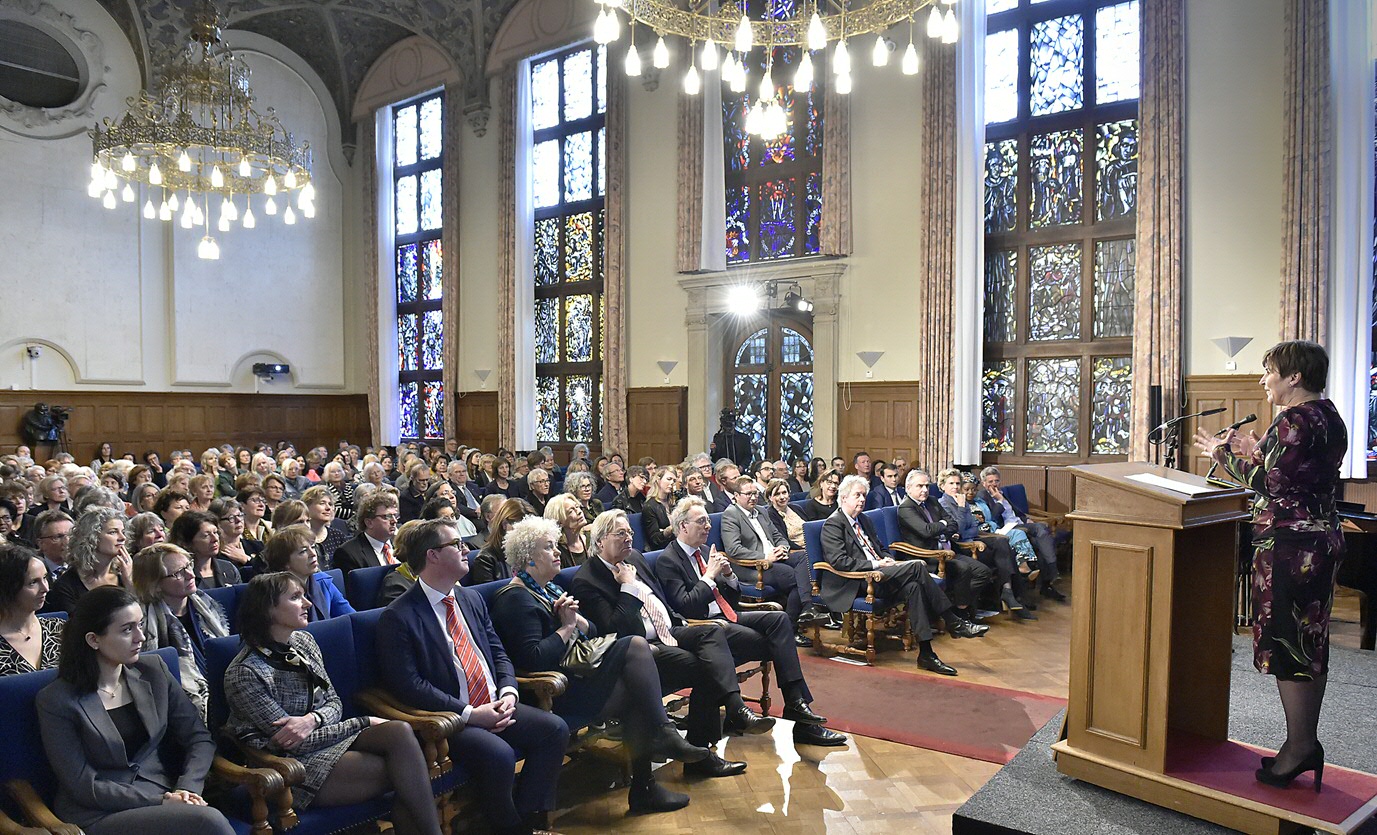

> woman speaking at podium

[{"left": 1193, "top": 340, "right": 1346, "bottom": 792}]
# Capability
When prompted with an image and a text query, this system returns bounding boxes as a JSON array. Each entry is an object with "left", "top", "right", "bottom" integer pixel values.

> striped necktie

[{"left": 441, "top": 596, "right": 491, "bottom": 706}]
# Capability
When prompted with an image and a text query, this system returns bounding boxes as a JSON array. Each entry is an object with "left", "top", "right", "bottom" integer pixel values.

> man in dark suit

[
  {"left": 864, "top": 463, "right": 905, "bottom": 510},
  {"left": 396, "top": 464, "right": 432, "bottom": 524},
  {"left": 687, "top": 454, "right": 730, "bottom": 513},
  {"left": 896, "top": 469, "right": 998, "bottom": 618},
  {"left": 977, "top": 466, "right": 1064, "bottom": 601},
  {"left": 377, "top": 518, "right": 569, "bottom": 835},
  {"left": 928, "top": 469, "right": 1033, "bottom": 620},
  {"left": 656, "top": 497, "right": 846, "bottom": 748},
  {"left": 572, "top": 511, "right": 771, "bottom": 778},
  {"left": 332, "top": 491, "right": 400, "bottom": 574},
  {"left": 820, "top": 475, "right": 988, "bottom": 676},
  {"left": 446, "top": 463, "right": 484, "bottom": 531},
  {"left": 719, "top": 477, "right": 829, "bottom": 642}
]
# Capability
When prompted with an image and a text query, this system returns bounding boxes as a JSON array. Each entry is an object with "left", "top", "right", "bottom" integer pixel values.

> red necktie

[
  {"left": 853, "top": 519, "right": 880, "bottom": 561},
  {"left": 382, "top": 542, "right": 396, "bottom": 565},
  {"left": 441, "top": 596, "right": 492, "bottom": 707},
  {"left": 693, "top": 549, "right": 738, "bottom": 622}
]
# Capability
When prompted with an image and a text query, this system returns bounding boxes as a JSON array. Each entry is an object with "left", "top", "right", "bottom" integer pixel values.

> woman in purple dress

[{"left": 1194, "top": 340, "right": 1346, "bottom": 791}]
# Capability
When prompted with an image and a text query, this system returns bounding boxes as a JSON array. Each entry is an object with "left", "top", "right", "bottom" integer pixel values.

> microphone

[
  {"left": 1149, "top": 407, "right": 1227, "bottom": 442},
  {"left": 1215, "top": 413, "right": 1257, "bottom": 437}
]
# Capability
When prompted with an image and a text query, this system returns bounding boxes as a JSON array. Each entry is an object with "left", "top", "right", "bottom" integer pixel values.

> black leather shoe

[
  {"left": 782, "top": 699, "right": 826, "bottom": 725},
  {"left": 794, "top": 632, "right": 814, "bottom": 648},
  {"left": 683, "top": 752, "right": 748, "bottom": 778},
  {"left": 628, "top": 777, "right": 690, "bottom": 814},
  {"left": 918, "top": 654, "right": 957, "bottom": 676},
  {"left": 796, "top": 604, "right": 831, "bottom": 626},
  {"left": 650, "top": 722, "right": 711, "bottom": 763},
  {"left": 1012, "top": 607, "right": 1038, "bottom": 621},
  {"left": 725, "top": 706, "right": 775, "bottom": 735},
  {"left": 949, "top": 619, "right": 990, "bottom": 638},
  {"left": 793, "top": 724, "right": 848, "bottom": 747},
  {"left": 1041, "top": 586, "right": 1068, "bottom": 602},
  {"left": 824, "top": 613, "right": 845, "bottom": 630}
]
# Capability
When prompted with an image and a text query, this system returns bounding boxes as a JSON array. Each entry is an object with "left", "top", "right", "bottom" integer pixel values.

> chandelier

[
  {"left": 593, "top": 0, "right": 960, "bottom": 139},
  {"left": 87, "top": 8, "right": 314, "bottom": 260}
]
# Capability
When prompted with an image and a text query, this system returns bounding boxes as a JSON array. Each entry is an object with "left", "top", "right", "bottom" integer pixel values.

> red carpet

[
  {"left": 765, "top": 654, "right": 1066, "bottom": 764},
  {"left": 1166, "top": 732, "right": 1377, "bottom": 826}
]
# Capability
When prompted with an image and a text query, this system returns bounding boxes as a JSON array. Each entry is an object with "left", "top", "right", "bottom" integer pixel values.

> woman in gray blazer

[{"left": 35, "top": 586, "right": 233, "bottom": 834}]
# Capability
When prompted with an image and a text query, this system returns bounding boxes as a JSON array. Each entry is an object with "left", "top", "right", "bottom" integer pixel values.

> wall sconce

[
  {"left": 656, "top": 360, "right": 678, "bottom": 383},
  {"left": 1211, "top": 337, "right": 1252, "bottom": 371},
  {"left": 474, "top": 369, "right": 491, "bottom": 389},
  {"left": 856, "top": 351, "right": 884, "bottom": 378}
]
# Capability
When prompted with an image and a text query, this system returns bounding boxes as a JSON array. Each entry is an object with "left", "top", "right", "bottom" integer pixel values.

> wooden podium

[{"left": 1049, "top": 462, "right": 1355, "bottom": 834}]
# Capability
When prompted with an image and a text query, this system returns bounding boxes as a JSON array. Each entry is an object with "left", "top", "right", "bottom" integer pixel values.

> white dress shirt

[
  {"left": 600, "top": 556, "right": 667, "bottom": 640},
  {"left": 418, "top": 577, "right": 517, "bottom": 723},
  {"left": 364, "top": 533, "right": 390, "bottom": 566},
  {"left": 844, "top": 510, "right": 883, "bottom": 568},
  {"left": 744, "top": 509, "right": 775, "bottom": 559}
]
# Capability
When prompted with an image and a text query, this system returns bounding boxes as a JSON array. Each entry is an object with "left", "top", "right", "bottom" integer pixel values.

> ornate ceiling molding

[
  {"left": 351, "top": 34, "right": 461, "bottom": 122},
  {"left": 0, "top": 0, "right": 110, "bottom": 139}
]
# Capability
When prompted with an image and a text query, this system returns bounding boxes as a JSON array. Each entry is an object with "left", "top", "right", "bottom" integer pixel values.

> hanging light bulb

[
  {"left": 795, "top": 51, "right": 814, "bottom": 90},
  {"left": 121, "top": 183, "right": 135, "bottom": 203},
  {"left": 104, "top": 168, "right": 118, "bottom": 190},
  {"left": 120, "top": 152, "right": 136, "bottom": 172},
  {"left": 901, "top": 41, "right": 920, "bottom": 74},
  {"left": 186, "top": 195, "right": 198, "bottom": 216},
  {"left": 833, "top": 39, "right": 851, "bottom": 76},
  {"left": 624, "top": 42, "right": 642, "bottom": 76},
  {"left": 302, "top": 200, "right": 316, "bottom": 219},
  {"left": 180, "top": 206, "right": 194, "bottom": 228},
  {"left": 605, "top": 7, "right": 621, "bottom": 42},
  {"left": 87, "top": 178, "right": 104, "bottom": 199},
  {"left": 264, "top": 174, "right": 277, "bottom": 196},
  {"left": 264, "top": 196, "right": 278, "bottom": 215},
  {"left": 835, "top": 71, "right": 852, "bottom": 94},
  {"left": 102, "top": 190, "right": 117, "bottom": 210},
  {"left": 927, "top": 6, "right": 943, "bottom": 38},
  {"left": 683, "top": 64, "right": 701, "bottom": 94},
  {"left": 722, "top": 51, "right": 738, "bottom": 81},
  {"left": 90, "top": 161, "right": 105, "bottom": 182},
  {"left": 283, "top": 205, "right": 297, "bottom": 225},
  {"left": 158, "top": 200, "right": 172, "bottom": 222},
  {"left": 301, "top": 182, "right": 315, "bottom": 202},
  {"left": 221, "top": 199, "right": 236, "bottom": 222},
  {"left": 942, "top": 8, "right": 959, "bottom": 43},
  {"left": 143, "top": 199, "right": 156, "bottom": 219},
  {"left": 243, "top": 205, "right": 256, "bottom": 228},
  {"left": 284, "top": 170, "right": 298, "bottom": 189},
  {"left": 701, "top": 39, "right": 719, "bottom": 70},
  {"left": 807, "top": 12, "right": 827, "bottom": 51},
  {"left": 177, "top": 150, "right": 191, "bottom": 172},
  {"left": 148, "top": 162, "right": 163, "bottom": 186},
  {"left": 653, "top": 36, "right": 670, "bottom": 68},
  {"left": 238, "top": 156, "right": 251, "bottom": 178},
  {"left": 593, "top": 8, "right": 610, "bottom": 43},
  {"left": 734, "top": 14, "right": 752, "bottom": 53},
  {"left": 197, "top": 235, "right": 220, "bottom": 260},
  {"left": 758, "top": 66, "right": 774, "bottom": 100},
  {"left": 218, "top": 216, "right": 231, "bottom": 232},
  {"left": 167, "top": 192, "right": 180, "bottom": 212},
  {"left": 730, "top": 65, "right": 747, "bottom": 93},
  {"left": 210, "top": 165, "right": 224, "bottom": 188},
  {"left": 872, "top": 35, "right": 890, "bottom": 66}
]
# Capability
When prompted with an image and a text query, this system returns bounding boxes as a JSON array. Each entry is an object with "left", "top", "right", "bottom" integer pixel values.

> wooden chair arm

[
  {"left": 517, "top": 672, "right": 568, "bottom": 712},
  {"left": 1028, "top": 508, "right": 1067, "bottom": 530},
  {"left": 725, "top": 557, "right": 769, "bottom": 588},
  {"left": 357, "top": 688, "right": 461, "bottom": 740},
  {"left": 4, "top": 780, "right": 79, "bottom": 835},
  {"left": 211, "top": 755, "right": 284, "bottom": 835},
  {"left": 738, "top": 601, "right": 783, "bottom": 612},
  {"left": 955, "top": 540, "right": 985, "bottom": 554},
  {"left": 889, "top": 542, "right": 952, "bottom": 560},
  {"left": 225, "top": 736, "right": 308, "bottom": 786},
  {"left": 812, "top": 561, "right": 885, "bottom": 582}
]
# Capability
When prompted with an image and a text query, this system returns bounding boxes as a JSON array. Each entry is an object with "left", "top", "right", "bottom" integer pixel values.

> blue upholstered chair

[
  {"left": 624, "top": 512, "right": 644, "bottom": 552},
  {"left": 343, "top": 564, "right": 397, "bottom": 611},
  {"left": 802, "top": 518, "right": 914, "bottom": 666},
  {"left": 203, "top": 584, "right": 243, "bottom": 633}
]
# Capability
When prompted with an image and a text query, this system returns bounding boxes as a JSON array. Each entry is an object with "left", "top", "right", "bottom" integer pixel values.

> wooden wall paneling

[
  {"left": 835, "top": 382, "right": 922, "bottom": 468},
  {"left": 454, "top": 391, "right": 499, "bottom": 453},
  {"left": 1045, "top": 466, "right": 1075, "bottom": 515},
  {"left": 626, "top": 387, "right": 688, "bottom": 466},
  {"left": 1343, "top": 480, "right": 1377, "bottom": 511},
  {"left": 1181, "top": 375, "right": 1271, "bottom": 476}
]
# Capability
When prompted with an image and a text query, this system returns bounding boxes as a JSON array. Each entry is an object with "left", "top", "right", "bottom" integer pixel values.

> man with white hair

[{"left": 977, "top": 466, "right": 1064, "bottom": 602}]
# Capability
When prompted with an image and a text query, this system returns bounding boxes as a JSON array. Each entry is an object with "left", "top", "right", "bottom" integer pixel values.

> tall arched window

[{"left": 727, "top": 317, "right": 814, "bottom": 463}]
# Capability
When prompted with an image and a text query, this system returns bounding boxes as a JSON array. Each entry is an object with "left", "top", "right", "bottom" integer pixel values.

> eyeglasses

[
  {"left": 608, "top": 528, "right": 634, "bottom": 539},
  {"left": 221, "top": 514, "right": 244, "bottom": 523},
  {"left": 435, "top": 539, "right": 464, "bottom": 551},
  {"left": 163, "top": 566, "right": 194, "bottom": 580},
  {"left": 689, "top": 516, "right": 712, "bottom": 527},
  {"left": 39, "top": 532, "right": 72, "bottom": 541},
  {"left": 739, "top": 491, "right": 760, "bottom": 499},
  {"left": 374, "top": 513, "right": 401, "bottom": 522}
]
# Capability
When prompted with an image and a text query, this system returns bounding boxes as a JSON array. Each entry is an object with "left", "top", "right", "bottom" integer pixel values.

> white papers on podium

[{"left": 1125, "top": 472, "right": 1218, "bottom": 496}]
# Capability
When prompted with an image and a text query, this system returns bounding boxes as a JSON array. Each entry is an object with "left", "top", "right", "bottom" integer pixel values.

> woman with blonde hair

[
  {"left": 43, "top": 506, "right": 132, "bottom": 614},
  {"left": 543, "top": 493, "right": 592, "bottom": 568},
  {"left": 187, "top": 474, "right": 216, "bottom": 514},
  {"left": 132, "top": 543, "right": 229, "bottom": 718},
  {"left": 301, "top": 486, "right": 351, "bottom": 568},
  {"left": 562, "top": 471, "right": 603, "bottom": 525}
]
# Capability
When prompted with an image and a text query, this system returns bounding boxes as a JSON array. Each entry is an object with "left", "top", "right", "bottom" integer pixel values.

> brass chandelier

[
  {"left": 87, "top": 8, "right": 314, "bottom": 260},
  {"left": 593, "top": 0, "right": 960, "bottom": 139}
]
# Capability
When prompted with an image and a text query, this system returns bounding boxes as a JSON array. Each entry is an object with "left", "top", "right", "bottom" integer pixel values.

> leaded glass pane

[
  {"left": 1025, "top": 358, "right": 1081, "bottom": 453},
  {"left": 563, "top": 49, "right": 592, "bottom": 122},
  {"left": 398, "top": 313, "right": 418, "bottom": 371},
  {"left": 532, "top": 140, "right": 558, "bottom": 209},
  {"left": 724, "top": 96, "right": 750, "bottom": 172},
  {"left": 1028, "top": 243, "right": 1082, "bottom": 340},
  {"left": 761, "top": 89, "right": 797, "bottom": 165},
  {"left": 1096, "top": 120, "right": 1138, "bottom": 221},
  {"left": 565, "top": 375, "right": 594, "bottom": 442},
  {"left": 421, "top": 240, "right": 443, "bottom": 300},
  {"left": 537, "top": 376, "right": 559, "bottom": 443},
  {"left": 1096, "top": 1, "right": 1140, "bottom": 105},
  {"left": 736, "top": 329, "right": 767, "bottom": 366},
  {"left": 732, "top": 373, "right": 768, "bottom": 464},
  {"left": 985, "top": 28, "right": 1019, "bottom": 125},
  {"left": 987, "top": 0, "right": 1018, "bottom": 11},
  {"left": 1090, "top": 357, "right": 1132, "bottom": 454},
  {"left": 780, "top": 371, "right": 814, "bottom": 461},
  {"left": 396, "top": 244, "right": 417, "bottom": 303},
  {"left": 781, "top": 328, "right": 813, "bottom": 365},
  {"left": 564, "top": 212, "right": 593, "bottom": 282},
  {"left": 535, "top": 298, "right": 558, "bottom": 364},
  {"left": 984, "top": 249, "right": 1017, "bottom": 343},
  {"left": 419, "top": 97, "right": 442, "bottom": 161},
  {"left": 1029, "top": 129, "right": 1083, "bottom": 227},
  {"left": 982, "top": 360, "right": 1016, "bottom": 452},
  {"left": 596, "top": 45, "right": 607, "bottom": 114},
  {"left": 565, "top": 294, "right": 593, "bottom": 362},
  {"left": 421, "top": 311, "right": 443, "bottom": 370},
  {"left": 726, "top": 185, "right": 750, "bottom": 264},
  {"left": 395, "top": 175, "right": 417, "bottom": 235},
  {"left": 984, "top": 139, "right": 1018, "bottom": 233},
  {"left": 598, "top": 126, "right": 605, "bottom": 197},
  {"left": 1030, "top": 15, "right": 1084, "bottom": 117},
  {"left": 758, "top": 178, "right": 796, "bottom": 260},
  {"left": 1093, "top": 239, "right": 1135, "bottom": 337},
  {"left": 531, "top": 59, "right": 558, "bottom": 130},
  {"left": 806, "top": 90, "right": 821, "bottom": 157},
  {"left": 394, "top": 105, "right": 417, "bottom": 167},
  {"left": 804, "top": 172, "right": 822, "bottom": 254},
  {"left": 399, "top": 382, "right": 419, "bottom": 439},
  {"left": 534, "top": 218, "right": 558, "bottom": 285},
  {"left": 419, "top": 169, "right": 442, "bottom": 231},
  {"left": 563, "top": 131, "right": 592, "bottom": 202},
  {"left": 423, "top": 381, "right": 444, "bottom": 439}
]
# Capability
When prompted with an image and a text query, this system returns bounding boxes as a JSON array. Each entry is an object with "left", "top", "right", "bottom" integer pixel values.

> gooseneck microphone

[
  {"left": 1148, "top": 407, "right": 1227, "bottom": 442},
  {"left": 1215, "top": 413, "right": 1257, "bottom": 437}
]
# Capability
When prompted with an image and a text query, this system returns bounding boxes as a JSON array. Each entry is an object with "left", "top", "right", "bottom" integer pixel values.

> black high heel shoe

[{"left": 1256, "top": 744, "right": 1324, "bottom": 792}]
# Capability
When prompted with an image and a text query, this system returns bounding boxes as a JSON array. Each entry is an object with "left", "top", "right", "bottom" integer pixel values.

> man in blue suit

[
  {"left": 377, "top": 518, "right": 569, "bottom": 835},
  {"left": 864, "top": 463, "right": 905, "bottom": 510}
]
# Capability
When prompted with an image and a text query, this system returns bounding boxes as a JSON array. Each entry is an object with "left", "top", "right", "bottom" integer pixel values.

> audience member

[
  {"left": 0, "top": 545, "right": 63, "bottom": 674},
  {"left": 261, "top": 527, "right": 353, "bottom": 621},
  {"left": 469, "top": 498, "right": 528, "bottom": 586},
  {"left": 301, "top": 485, "right": 351, "bottom": 569},
  {"left": 188, "top": 474, "right": 216, "bottom": 513},
  {"left": 210, "top": 498, "right": 263, "bottom": 569},
  {"left": 334, "top": 491, "right": 402, "bottom": 574},
  {"left": 543, "top": 494, "right": 591, "bottom": 569},
  {"left": 786, "top": 459, "right": 810, "bottom": 495},
  {"left": 765, "top": 478, "right": 806, "bottom": 550},
  {"left": 130, "top": 482, "right": 160, "bottom": 515},
  {"left": 44, "top": 507, "right": 132, "bottom": 614},
  {"left": 124, "top": 511, "right": 166, "bottom": 553},
  {"left": 639, "top": 466, "right": 678, "bottom": 552},
  {"left": 132, "top": 543, "right": 230, "bottom": 718},
  {"left": 864, "top": 463, "right": 905, "bottom": 510},
  {"left": 523, "top": 466, "right": 551, "bottom": 516},
  {"left": 153, "top": 488, "right": 191, "bottom": 526},
  {"left": 171, "top": 510, "right": 240, "bottom": 590},
  {"left": 237, "top": 485, "right": 273, "bottom": 542},
  {"left": 595, "top": 461, "right": 626, "bottom": 506},
  {"left": 563, "top": 471, "right": 603, "bottom": 525},
  {"left": 261, "top": 473, "right": 288, "bottom": 515},
  {"left": 611, "top": 465, "right": 649, "bottom": 514},
  {"left": 270, "top": 498, "right": 308, "bottom": 530},
  {"left": 798, "top": 469, "right": 840, "bottom": 521},
  {"left": 280, "top": 459, "right": 311, "bottom": 500},
  {"left": 320, "top": 462, "right": 357, "bottom": 522},
  {"left": 483, "top": 458, "right": 515, "bottom": 499},
  {"left": 977, "top": 466, "right": 1064, "bottom": 602},
  {"left": 910, "top": 469, "right": 996, "bottom": 620},
  {"left": 34, "top": 474, "right": 73, "bottom": 516}
]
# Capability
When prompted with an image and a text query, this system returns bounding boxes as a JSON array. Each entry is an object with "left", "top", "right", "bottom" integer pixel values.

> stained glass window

[
  {"left": 726, "top": 185, "right": 750, "bottom": 264},
  {"left": 733, "top": 374, "right": 769, "bottom": 464},
  {"left": 393, "top": 91, "right": 445, "bottom": 441},
  {"left": 532, "top": 45, "right": 606, "bottom": 445},
  {"left": 737, "top": 329, "right": 767, "bottom": 365},
  {"left": 780, "top": 372, "right": 814, "bottom": 462},
  {"left": 1090, "top": 357, "right": 1131, "bottom": 454},
  {"left": 1025, "top": 358, "right": 1081, "bottom": 454},
  {"left": 781, "top": 328, "right": 812, "bottom": 364},
  {"left": 804, "top": 172, "right": 822, "bottom": 255},
  {"left": 983, "top": 0, "right": 1138, "bottom": 462},
  {"left": 758, "top": 179, "right": 797, "bottom": 260}
]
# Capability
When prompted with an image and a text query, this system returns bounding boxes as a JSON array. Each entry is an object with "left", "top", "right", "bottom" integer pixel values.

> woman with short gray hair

[{"left": 563, "top": 471, "right": 603, "bottom": 525}]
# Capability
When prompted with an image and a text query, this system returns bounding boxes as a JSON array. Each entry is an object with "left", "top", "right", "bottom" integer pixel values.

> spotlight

[
  {"left": 726, "top": 284, "right": 762, "bottom": 315},
  {"left": 783, "top": 284, "right": 814, "bottom": 313}
]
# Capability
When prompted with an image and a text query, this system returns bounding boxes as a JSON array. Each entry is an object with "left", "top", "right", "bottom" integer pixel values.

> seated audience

[
  {"left": 543, "top": 494, "right": 591, "bottom": 568},
  {"left": 270, "top": 498, "right": 308, "bottom": 530},
  {"left": 0, "top": 498, "right": 25, "bottom": 547},
  {"left": 302, "top": 485, "right": 351, "bottom": 569},
  {"left": 594, "top": 460, "right": 626, "bottom": 506},
  {"left": 902, "top": 469, "right": 997, "bottom": 620},
  {"left": 949, "top": 474, "right": 1038, "bottom": 615},
  {"left": 280, "top": 459, "right": 311, "bottom": 500},
  {"left": 132, "top": 543, "right": 230, "bottom": 719},
  {"left": 654, "top": 498, "right": 844, "bottom": 747},
  {"left": 210, "top": 498, "right": 263, "bottom": 569},
  {"left": 45, "top": 507, "right": 132, "bottom": 614},
  {"left": 483, "top": 458, "right": 515, "bottom": 499},
  {"left": 188, "top": 474, "right": 216, "bottom": 513},
  {"left": 261, "top": 473, "right": 288, "bottom": 516},
  {"left": 125, "top": 511, "right": 167, "bottom": 553},
  {"left": 376, "top": 517, "right": 570, "bottom": 835},
  {"left": 320, "top": 462, "right": 357, "bottom": 522},
  {"left": 798, "top": 469, "right": 840, "bottom": 521},
  {"left": 261, "top": 526, "right": 353, "bottom": 621},
  {"left": 639, "top": 466, "right": 678, "bottom": 552},
  {"left": 34, "top": 474, "right": 73, "bottom": 516},
  {"left": 333, "top": 491, "right": 401, "bottom": 574},
  {"left": 153, "top": 488, "right": 191, "bottom": 527},
  {"left": 236, "top": 485, "right": 273, "bottom": 542},
  {"left": 170, "top": 510, "right": 241, "bottom": 590},
  {"left": 977, "top": 466, "right": 1064, "bottom": 602},
  {"left": 786, "top": 459, "right": 810, "bottom": 496},
  {"left": 37, "top": 586, "right": 234, "bottom": 834},
  {"left": 376, "top": 519, "right": 423, "bottom": 607},
  {"left": 611, "top": 465, "right": 649, "bottom": 514},
  {"left": 214, "top": 453, "right": 238, "bottom": 498},
  {"left": 765, "top": 478, "right": 806, "bottom": 550},
  {"left": 445, "top": 463, "right": 483, "bottom": 528},
  {"left": 864, "top": 463, "right": 905, "bottom": 510},
  {"left": 523, "top": 466, "right": 551, "bottom": 516},
  {"left": 563, "top": 471, "right": 603, "bottom": 526},
  {"left": 223, "top": 573, "right": 441, "bottom": 833},
  {"left": 751, "top": 461, "right": 774, "bottom": 492},
  {"left": 0, "top": 545, "right": 63, "bottom": 674},
  {"left": 130, "top": 482, "right": 160, "bottom": 515},
  {"left": 491, "top": 517, "right": 709, "bottom": 813},
  {"left": 820, "top": 476, "right": 988, "bottom": 677},
  {"left": 468, "top": 498, "right": 527, "bottom": 586}
]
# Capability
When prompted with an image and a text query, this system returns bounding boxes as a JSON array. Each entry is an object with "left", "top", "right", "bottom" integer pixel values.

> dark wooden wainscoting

[
  {"left": 453, "top": 390, "right": 499, "bottom": 454},
  {"left": 0, "top": 391, "right": 369, "bottom": 457},
  {"left": 627, "top": 387, "right": 687, "bottom": 465},
  {"left": 835, "top": 382, "right": 920, "bottom": 469},
  {"left": 1181, "top": 375, "right": 1271, "bottom": 477}
]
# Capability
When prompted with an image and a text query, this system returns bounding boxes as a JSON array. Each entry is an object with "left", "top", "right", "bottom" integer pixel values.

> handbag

[{"left": 560, "top": 633, "right": 617, "bottom": 676}]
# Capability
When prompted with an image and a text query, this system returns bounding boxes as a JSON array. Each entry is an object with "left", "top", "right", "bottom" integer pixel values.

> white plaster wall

[
  {"left": 1184, "top": 0, "right": 1286, "bottom": 376},
  {"left": 457, "top": 76, "right": 503, "bottom": 394}
]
